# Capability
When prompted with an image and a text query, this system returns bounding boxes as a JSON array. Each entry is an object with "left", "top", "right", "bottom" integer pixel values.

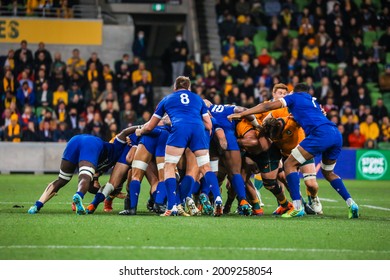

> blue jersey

[
  {"left": 209, "top": 104, "right": 237, "bottom": 131},
  {"left": 63, "top": 135, "right": 126, "bottom": 173},
  {"left": 153, "top": 89, "right": 209, "bottom": 128},
  {"left": 282, "top": 92, "right": 335, "bottom": 135}
]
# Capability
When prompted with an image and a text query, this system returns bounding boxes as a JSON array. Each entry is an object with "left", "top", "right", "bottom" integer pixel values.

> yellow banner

[{"left": 0, "top": 18, "right": 102, "bottom": 45}]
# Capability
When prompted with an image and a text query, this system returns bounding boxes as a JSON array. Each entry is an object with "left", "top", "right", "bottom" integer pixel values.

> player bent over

[
  {"left": 229, "top": 83, "right": 359, "bottom": 218},
  {"left": 28, "top": 125, "right": 139, "bottom": 215}
]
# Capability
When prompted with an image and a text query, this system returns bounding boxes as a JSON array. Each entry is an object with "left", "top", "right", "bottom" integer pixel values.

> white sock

[
  {"left": 293, "top": 199, "right": 302, "bottom": 210},
  {"left": 346, "top": 198, "right": 354, "bottom": 207},
  {"left": 102, "top": 183, "right": 114, "bottom": 197}
]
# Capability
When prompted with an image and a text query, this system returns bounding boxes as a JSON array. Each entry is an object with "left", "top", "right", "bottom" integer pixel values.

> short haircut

[
  {"left": 293, "top": 83, "right": 309, "bottom": 93},
  {"left": 272, "top": 83, "right": 288, "bottom": 93},
  {"left": 174, "top": 76, "right": 191, "bottom": 90}
]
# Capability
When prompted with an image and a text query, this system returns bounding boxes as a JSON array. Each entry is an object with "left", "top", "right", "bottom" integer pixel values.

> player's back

[
  {"left": 283, "top": 92, "right": 334, "bottom": 135},
  {"left": 209, "top": 104, "right": 236, "bottom": 130},
  {"left": 159, "top": 89, "right": 205, "bottom": 127}
]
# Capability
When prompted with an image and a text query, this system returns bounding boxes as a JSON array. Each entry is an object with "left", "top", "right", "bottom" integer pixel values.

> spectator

[
  {"left": 222, "top": 35, "right": 239, "bottom": 61},
  {"left": 53, "top": 122, "right": 72, "bottom": 142},
  {"left": 314, "top": 58, "right": 332, "bottom": 82},
  {"left": 257, "top": 48, "right": 272, "bottom": 67},
  {"left": 4, "top": 113, "right": 22, "bottom": 142},
  {"left": 352, "top": 86, "right": 371, "bottom": 109},
  {"left": 39, "top": 121, "right": 54, "bottom": 142},
  {"left": 36, "top": 81, "right": 53, "bottom": 108},
  {"left": 338, "top": 123, "right": 349, "bottom": 147},
  {"left": 235, "top": 0, "right": 250, "bottom": 16},
  {"left": 65, "top": 107, "right": 80, "bottom": 131},
  {"left": 367, "top": 40, "right": 386, "bottom": 64},
  {"left": 131, "top": 61, "right": 152, "bottom": 85},
  {"left": 348, "top": 124, "right": 366, "bottom": 148},
  {"left": 52, "top": 84, "right": 68, "bottom": 106},
  {"left": 314, "top": 76, "right": 333, "bottom": 104},
  {"left": 132, "top": 30, "right": 147, "bottom": 60},
  {"left": 169, "top": 32, "right": 189, "bottom": 84},
  {"left": 2, "top": 68, "right": 15, "bottom": 95},
  {"left": 183, "top": 55, "right": 202, "bottom": 81},
  {"left": 267, "top": 16, "right": 281, "bottom": 44},
  {"left": 218, "top": 56, "right": 234, "bottom": 84},
  {"left": 360, "top": 114, "right": 380, "bottom": 142},
  {"left": 234, "top": 53, "right": 253, "bottom": 84},
  {"left": 86, "top": 52, "right": 104, "bottom": 75},
  {"left": 14, "top": 40, "right": 34, "bottom": 75},
  {"left": 34, "top": 42, "right": 52, "bottom": 70},
  {"left": 218, "top": 12, "right": 237, "bottom": 43},
  {"left": 56, "top": 0, "right": 73, "bottom": 18},
  {"left": 333, "top": 39, "right": 349, "bottom": 64},
  {"left": 236, "top": 15, "right": 257, "bottom": 41},
  {"left": 273, "top": 27, "right": 292, "bottom": 52},
  {"left": 238, "top": 37, "right": 257, "bottom": 60},
  {"left": 22, "top": 120, "right": 39, "bottom": 142},
  {"left": 67, "top": 48, "right": 85, "bottom": 77},
  {"left": 55, "top": 100, "right": 68, "bottom": 123},
  {"left": 85, "top": 80, "right": 102, "bottom": 107},
  {"left": 379, "top": 65, "right": 390, "bottom": 92},
  {"left": 340, "top": 105, "right": 359, "bottom": 125},
  {"left": 371, "top": 98, "right": 389, "bottom": 123},
  {"left": 0, "top": 49, "right": 16, "bottom": 73},
  {"left": 302, "top": 38, "right": 319, "bottom": 62},
  {"left": 114, "top": 54, "right": 131, "bottom": 75},
  {"left": 380, "top": 116, "right": 390, "bottom": 142},
  {"left": 73, "top": 117, "right": 88, "bottom": 135},
  {"left": 16, "top": 81, "right": 36, "bottom": 111},
  {"left": 51, "top": 52, "right": 67, "bottom": 91},
  {"left": 351, "top": 37, "right": 367, "bottom": 63}
]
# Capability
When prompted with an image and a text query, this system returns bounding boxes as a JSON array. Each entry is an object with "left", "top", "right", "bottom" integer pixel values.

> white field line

[{"left": 0, "top": 245, "right": 389, "bottom": 255}]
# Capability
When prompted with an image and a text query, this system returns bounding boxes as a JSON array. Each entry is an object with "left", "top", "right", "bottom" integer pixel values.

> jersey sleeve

[
  {"left": 153, "top": 98, "right": 166, "bottom": 119},
  {"left": 280, "top": 94, "right": 295, "bottom": 108},
  {"left": 201, "top": 101, "right": 209, "bottom": 117}
]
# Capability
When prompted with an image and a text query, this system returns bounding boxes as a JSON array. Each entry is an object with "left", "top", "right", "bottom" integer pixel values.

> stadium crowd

[{"left": 1, "top": 0, "right": 390, "bottom": 150}]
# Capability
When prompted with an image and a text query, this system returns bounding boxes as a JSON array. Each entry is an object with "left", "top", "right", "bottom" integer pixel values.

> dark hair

[
  {"left": 293, "top": 83, "right": 309, "bottom": 93},
  {"left": 174, "top": 76, "right": 191, "bottom": 90}
]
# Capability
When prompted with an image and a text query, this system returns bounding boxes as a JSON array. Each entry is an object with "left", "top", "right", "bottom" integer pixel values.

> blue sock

[
  {"left": 152, "top": 191, "right": 157, "bottom": 201},
  {"left": 155, "top": 182, "right": 167, "bottom": 204},
  {"left": 165, "top": 178, "right": 177, "bottom": 209},
  {"left": 204, "top": 171, "right": 221, "bottom": 198},
  {"left": 286, "top": 172, "right": 301, "bottom": 201},
  {"left": 200, "top": 177, "right": 209, "bottom": 195},
  {"left": 330, "top": 178, "right": 351, "bottom": 201},
  {"left": 129, "top": 180, "right": 141, "bottom": 209},
  {"left": 76, "top": 191, "right": 84, "bottom": 199},
  {"left": 191, "top": 181, "right": 200, "bottom": 195},
  {"left": 35, "top": 201, "right": 44, "bottom": 210},
  {"left": 231, "top": 174, "right": 247, "bottom": 201},
  {"left": 179, "top": 175, "right": 195, "bottom": 202},
  {"left": 91, "top": 192, "right": 105, "bottom": 207}
]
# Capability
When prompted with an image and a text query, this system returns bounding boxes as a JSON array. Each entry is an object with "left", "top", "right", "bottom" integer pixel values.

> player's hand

[
  {"left": 135, "top": 128, "right": 143, "bottom": 137},
  {"left": 227, "top": 113, "right": 242, "bottom": 122}
]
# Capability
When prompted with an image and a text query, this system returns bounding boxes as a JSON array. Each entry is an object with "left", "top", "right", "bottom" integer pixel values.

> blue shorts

[
  {"left": 299, "top": 124, "right": 342, "bottom": 161},
  {"left": 224, "top": 129, "right": 240, "bottom": 151},
  {"left": 140, "top": 130, "right": 169, "bottom": 157},
  {"left": 167, "top": 124, "right": 209, "bottom": 152},
  {"left": 62, "top": 135, "right": 104, "bottom": 168},
  {"left": 117, "top": 145, "right": 131, "bottom": 165}
]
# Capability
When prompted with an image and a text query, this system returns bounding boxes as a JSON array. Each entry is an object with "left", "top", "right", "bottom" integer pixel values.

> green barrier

[{"left": 356, "top": 149, "right": 390, "bottom": 180}]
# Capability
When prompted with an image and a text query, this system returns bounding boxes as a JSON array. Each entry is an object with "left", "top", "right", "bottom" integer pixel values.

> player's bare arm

[{"left": 228, "top": 100, "right": 284, "bottom": 121}]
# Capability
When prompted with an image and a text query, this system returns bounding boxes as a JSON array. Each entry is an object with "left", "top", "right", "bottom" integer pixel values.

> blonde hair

[
  {"left": 272, "top": 83, "right": 288, "bottom": 93},
  {"left": 174, "top": 76, "right": 191, "bottom": 90}
]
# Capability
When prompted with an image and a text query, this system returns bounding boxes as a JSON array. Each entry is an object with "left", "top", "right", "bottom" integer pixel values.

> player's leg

[
  {"left": 225, "top": 149, "right": 251, "bottom": 215},
  {"left": 194, "top": 148, "right": 223, "bottom": 216},
  {"left": 127, "top": 144, "right": 153, "bottom": 215},
  {"left": 72, "top": 160, "right": 96, "bottom": 215},
  {"left": 28, "top": 159, "right": 76, "bottom": 214},
  {"left": 153, "top": 156, "right": 167, "bottom": 214},
  {"left": 301, "top": 161, "right": 323, "bottom": 215},
  {"left": 162, "top": 145, "right": 185, "bottom": 216},
  {"left": 180, "top": 148, "right": 201, "bottom": 216},
  {"left": 321, "top": 157, "right": 359, "bottom": 218}
]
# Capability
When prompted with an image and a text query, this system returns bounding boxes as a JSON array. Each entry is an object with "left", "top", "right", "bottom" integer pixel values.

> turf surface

[{"left": 0, "top": 175, "right": 389, "bottom": 260}]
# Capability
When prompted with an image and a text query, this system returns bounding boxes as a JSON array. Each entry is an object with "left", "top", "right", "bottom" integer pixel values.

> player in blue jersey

[
  {"left": 27, "top": 125, "right": 139, "bottom": 215},
  {"left": 136, "top": 76, "right": 223, "bottom": 216},
  {"left": 83, "top": 134, "right": 139, "bottom": 214},
  {"left": 228, "top": 83, "right": 359, "bottom": 219},
  {"left": 204, "top": 99, "right": 256, "bottom": 215}
]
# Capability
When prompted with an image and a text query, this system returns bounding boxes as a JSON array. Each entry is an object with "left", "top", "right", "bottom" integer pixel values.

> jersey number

[
  {"left": 211, "top": 105, "right": 224, "bottom": 112},
  {"left": 311, "top": 97, "right": 317, "bottom": 108},
  {"left": 180, "top": 93, "right": 190, "bottom": 104}
]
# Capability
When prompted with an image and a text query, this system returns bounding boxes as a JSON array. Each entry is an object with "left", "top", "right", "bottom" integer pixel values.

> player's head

[
  {"left": 174, "top": 76, "right": 191, "bottom": 91},
  {"left": 272, "top": 83, "right": 288, "bottom": 99},
  {"left": 293, "top": 83, "right": 310, "bottom": 93},
  {"left": 262, "top": 117, "right": 284, "bottom": 140}
]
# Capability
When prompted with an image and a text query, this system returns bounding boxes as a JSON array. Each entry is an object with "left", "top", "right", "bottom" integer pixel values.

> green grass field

[{"left": 0, "top": 175, "right": 389, "bottom": 260}]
